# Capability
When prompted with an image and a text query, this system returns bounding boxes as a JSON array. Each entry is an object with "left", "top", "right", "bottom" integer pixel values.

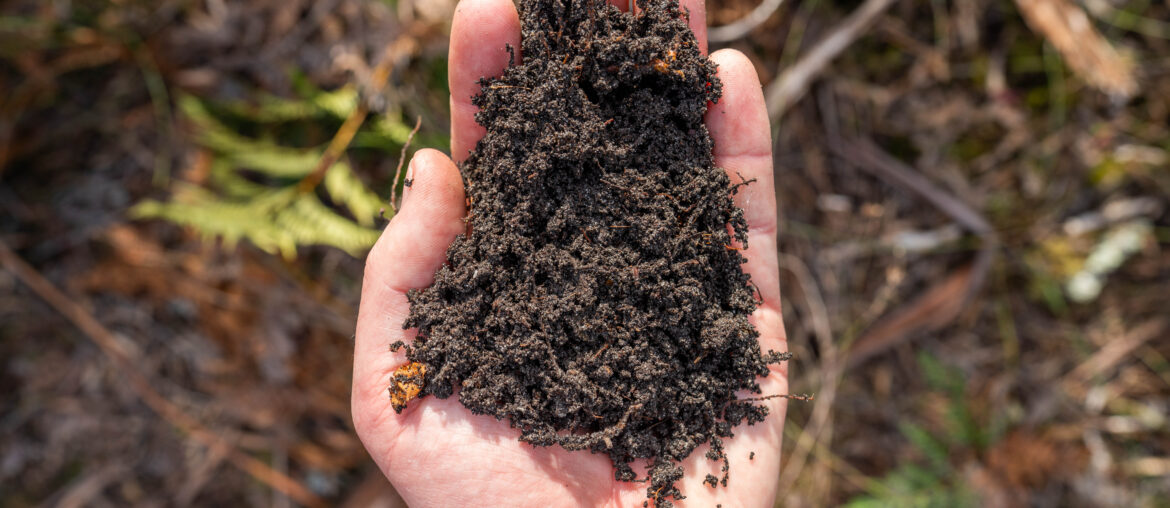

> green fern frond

[
  {"left": 180, "top": 96, "right": 320, "bottom": 177},
  {"left": 324, "top": 162, "right": 387, "bottom": 226},
  {"left": 277, "top": 194, "right": 382, "bottom": 255},
  {"left": 132, "top": 185, "right": 300, "bottom": 258},
  {"left": 134, "top": 93, "right": 412, "bottom": 258},
  {"left": 132, "top": 185, "right": 380, "bottom": 259},
  {"left": 217, "top": 86, "right": 360, "bottom": 123}
]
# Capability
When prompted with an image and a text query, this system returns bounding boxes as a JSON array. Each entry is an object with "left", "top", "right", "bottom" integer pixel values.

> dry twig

[
  {"left": 390, "top": 116, "right": 423, "bottom": 215},
  {"left": 297, "top": 32, "right": 421, "bottom": 193},
  {"left": 709, "top": 0, "right": 786, "bottom": 43},
  {"left": 1015, "top": 0, "right": 1137, "bottom": 97},
  {"left": 765, "top": 0, "right": 896, "bottom": 119}
]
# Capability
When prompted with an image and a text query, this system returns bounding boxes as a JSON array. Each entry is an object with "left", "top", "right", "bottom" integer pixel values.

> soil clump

[{"left": 393, "top": 0, "right": 787, "bottom": 504}]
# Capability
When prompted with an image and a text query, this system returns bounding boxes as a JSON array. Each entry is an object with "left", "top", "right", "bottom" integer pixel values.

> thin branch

[
  {"left": 709, "top": 0, "right": 786, "bottom": 43},
  {"left": 390, "top": 116, "right": 424, "bottom": 215},
  {"left": 764, "top": 0, "right": 896, "bottom": 119},
  {"left": 297, "top": 33, "right": 421, "bottom": 194},
  {"left": 830, "top": 138, "right": 993, "bottom": 235}
]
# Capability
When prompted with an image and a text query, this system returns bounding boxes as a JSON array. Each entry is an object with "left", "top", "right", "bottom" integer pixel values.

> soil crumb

[{"left": 393, "top": 0, "right": 786, "bottom": 505}]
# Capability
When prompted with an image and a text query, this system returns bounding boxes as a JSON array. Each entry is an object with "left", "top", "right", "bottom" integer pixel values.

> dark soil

[{"left": 393, "top": 0, "right": 786, "bottom": 505}]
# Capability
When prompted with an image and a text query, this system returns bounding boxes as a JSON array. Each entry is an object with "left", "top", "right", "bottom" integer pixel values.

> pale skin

[{"left": 351, "top": 0, "right": 788, "bottom": 506}]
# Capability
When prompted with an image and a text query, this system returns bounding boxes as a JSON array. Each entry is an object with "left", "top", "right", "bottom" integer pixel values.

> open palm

[{"left": 352, "top": 0, "right": 788, "bottom": 506}]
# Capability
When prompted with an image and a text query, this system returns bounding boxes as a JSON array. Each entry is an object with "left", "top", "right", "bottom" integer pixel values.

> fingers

[
  {"left": 679, "top": 0, "right": 708, "bottom": 55},
  {"left": 618, "top": 0, "right": 708, "bottom": 54},
  {"left": 705, "top": 49, "right": 783, "bottom": 348},
  {"left": 354, "top": 149, "right": 466, "bottom": 391},
  {"left": 449, "top": 0, "right": 706, "bottom": 164},
  {"left": 449, "top": 0, "right": 522, "bottom": 163}
]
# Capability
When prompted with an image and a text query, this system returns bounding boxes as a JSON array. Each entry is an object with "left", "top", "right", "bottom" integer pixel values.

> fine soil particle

[{"left": 393, "top": 0, "right": 787, "bottom": 505}]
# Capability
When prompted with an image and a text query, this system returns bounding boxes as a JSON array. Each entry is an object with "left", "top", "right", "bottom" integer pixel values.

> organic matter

[{"left": 392, "top": 0, "right": 787, "bottom": 504}]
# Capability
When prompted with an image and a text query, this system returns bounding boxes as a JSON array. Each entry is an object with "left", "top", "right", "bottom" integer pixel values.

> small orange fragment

[
  {"left": 389, "top": 362, "right": 427, "bottom": 413},
  {"left": 651, "top": 55, "right": 685, "bottom": 78}
]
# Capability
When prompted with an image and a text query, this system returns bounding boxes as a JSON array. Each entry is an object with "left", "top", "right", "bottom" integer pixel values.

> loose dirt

[{"left": 392, "top": 0, "right": 786, "bottom": 504}]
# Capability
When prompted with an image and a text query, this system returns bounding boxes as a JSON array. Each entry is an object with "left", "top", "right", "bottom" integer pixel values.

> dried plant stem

[
  {"left": 709, "top": 0, "right": 786, "bottom": 43},
  {"left": 390, "top": 116, "right": 423, "bottom": 215},
  {"left": 1015, "top": 0, "right": 1137, "bottom": 97},
  {"left": 764, "top": 0, "right": 896, "bottom": 119},
  {"left": 298, "top": 33, "right": 421, "bottom": 194}
]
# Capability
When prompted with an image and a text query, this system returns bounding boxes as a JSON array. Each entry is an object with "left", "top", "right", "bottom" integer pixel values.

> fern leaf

[{"left": 324, "top": 162, "right": 387, "bottom": 226}]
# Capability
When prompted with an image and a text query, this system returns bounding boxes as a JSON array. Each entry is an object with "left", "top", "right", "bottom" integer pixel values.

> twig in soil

[
  {"left": 749, "top": 279, "right": 764, "bottom": 304},
  {"left": 391, "top": 116, "right": 423, "bottom": 215},
  {"left": 764, "top": 0, "right": 896, "bottom": 119},
  {"left": 730, "top": 173, "right": 758, "bottom": 196},
  {"left": 590, "top": 342, "right": 612, "bottom": 361},
  {"left": 0, "top": 240, "right": 326, "bottom": 508}
]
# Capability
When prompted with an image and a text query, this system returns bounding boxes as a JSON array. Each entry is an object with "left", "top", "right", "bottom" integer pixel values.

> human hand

[{"left": 352, "top": 0, "right": 787, "bottom": 506}]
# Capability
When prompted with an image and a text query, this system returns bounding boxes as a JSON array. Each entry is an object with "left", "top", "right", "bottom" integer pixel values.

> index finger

[
  {"left": 679, "top": 0, "right": 708, "bottom": 55},
  {"left": 705, "top": 49, "right": 782, "bottom": 325},
  {"left": 620, "top": 0, "right": 708, "bottom": 54},
  {"left": 449, "top": 0, "right": 521, "bottom": 163}
]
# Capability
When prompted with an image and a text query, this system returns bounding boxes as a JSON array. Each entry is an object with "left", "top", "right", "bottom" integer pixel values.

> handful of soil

[{"left": 392, "top": 0, "right": 786, "bottom": 504}]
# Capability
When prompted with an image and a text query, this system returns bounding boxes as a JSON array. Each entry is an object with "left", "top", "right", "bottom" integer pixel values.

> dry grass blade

[
  {"left": 0, "top": 240, "right": 327, "bottom": 508},
  {"left": 775, "top": 253, "right": 841, "bottom": 499},
  {"left": 765, "top": 0, "right": 896, "bottom": 119},
  {"left": 1014, "top": 0, "right": 1137, "bottom": 97}
]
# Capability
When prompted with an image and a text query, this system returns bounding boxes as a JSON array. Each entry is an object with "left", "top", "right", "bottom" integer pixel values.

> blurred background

[{"left": 1, "top": 0, "right": 1167, "bottom": 506}]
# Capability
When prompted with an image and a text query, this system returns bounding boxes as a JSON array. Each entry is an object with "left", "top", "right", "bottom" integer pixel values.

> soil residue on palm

[{"left": 392, "top": 0, "right": 787, "bottom": 504}]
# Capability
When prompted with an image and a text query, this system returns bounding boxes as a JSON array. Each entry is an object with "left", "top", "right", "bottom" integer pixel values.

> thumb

[
  {"left": 366, "top": 148, "right": 466, "bottom": 301},
  {"left": 353, "top": 148, "right": 466, "bottom": 412}
]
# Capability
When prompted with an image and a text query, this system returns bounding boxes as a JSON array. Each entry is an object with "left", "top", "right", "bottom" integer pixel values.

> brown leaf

[{"left": 847, "top": 264, "right": 974, "bottom": 366}]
